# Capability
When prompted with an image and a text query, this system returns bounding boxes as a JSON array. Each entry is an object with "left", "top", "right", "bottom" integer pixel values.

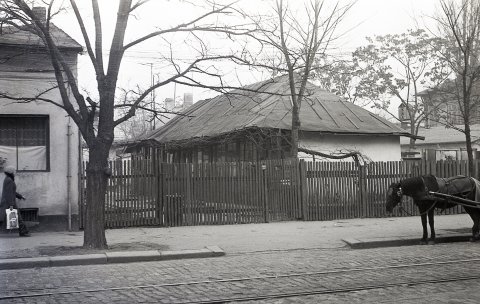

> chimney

[
  {"left": 164, "top": 98, "right": 175, "bottom": 111},
  {"left": 183, "top": 93, "right": 193, "bottom": 108},
  {"left": 32, "top": 7, "right": 46, "bottom": 23}
]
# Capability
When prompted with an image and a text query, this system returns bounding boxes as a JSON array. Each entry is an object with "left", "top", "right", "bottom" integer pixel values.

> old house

[
  {"left": 419, "top": 84, "right": 480, "bottom": 128},
  {"left": 0, "top": 7, "right": 83, "bottom": 229},
  {"left": 134, "top": 75, "right": 416, "bottom": 163},
  {"left": 398, "top": 80, "right": 480, "bottom": 160},
  {"left": 400, "top": 124, "right": 480, "bottom": 161}
]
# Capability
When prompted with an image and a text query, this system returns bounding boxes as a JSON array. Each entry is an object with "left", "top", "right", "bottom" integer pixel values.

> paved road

[{"left": 2, "top": 242, "right": 480, "bottom": 303}]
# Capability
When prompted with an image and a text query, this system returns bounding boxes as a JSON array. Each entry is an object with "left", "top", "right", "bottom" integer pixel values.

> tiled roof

[
  {"left": 144, "top": 74, "right": 413, "bottom": 144},
  {"left": 400, "top": 124, "right": 480, "bottom": 145},
  {"left": 0, "top": 24, "right": 82, "bottom": 51}
]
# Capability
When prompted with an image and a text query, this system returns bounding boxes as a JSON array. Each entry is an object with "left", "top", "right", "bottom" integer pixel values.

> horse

[{"left": 386, "top": 175, "right": 480, "bottom": 244}]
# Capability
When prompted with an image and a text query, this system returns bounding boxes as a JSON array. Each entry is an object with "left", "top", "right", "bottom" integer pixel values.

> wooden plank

[
  {"left": 112, "top": 160, "right": 117, "bottom": 227},
  {"left": 244, "top": 162, "right": 250, "bottom": 223},
  {"left": 227, "top": 162, "right": 232, "bottom": 224},
  {"left": 137, "top": 158, "right": 142, "bottom": 226},
  {"left": 220, "top": 163, "right": 226, "bottom": 224},
  {"left": 186, "top": 163, "right": 193, "bottom": 226},
  {"left": 123, "top": 159, "right": 128, "bottom": 227},
  {"left": 212, "top": 163, "right": 218, "bottom": 224},
  {"left": 299, "top": 160, "right": 307, "bottom": 221},
  {"left": 239, "top": 162, "right": 245, "bottom": 224},
  {"left": 315, "top": 161, "right": 320, "bottom": 220},
  {"left": 231, "top": 163, "right": 236, "bottom": 224},
  {"left": 369, "top": 162, "right": 375, "bottom": 218}
]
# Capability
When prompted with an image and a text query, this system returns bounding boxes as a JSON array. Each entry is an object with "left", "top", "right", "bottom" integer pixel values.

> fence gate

[{"left": 159, "top": 159, "right": 302, "bottom": 226}]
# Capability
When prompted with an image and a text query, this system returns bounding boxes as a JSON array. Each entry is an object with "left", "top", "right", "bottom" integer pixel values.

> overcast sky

[{"left": 51, "top": 0, "right": 439, "bottom": 109}]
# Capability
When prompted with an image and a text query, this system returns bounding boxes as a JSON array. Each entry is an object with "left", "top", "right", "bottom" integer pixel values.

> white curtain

[
  {"left": 18, "top": 146, "right": 47, "bottom": 170},
  {"left": 0, "top": 145, "right": 17, "bottom": 168},
  {"left": 0, "top": 145, "right": 47, "bottom": 170}
]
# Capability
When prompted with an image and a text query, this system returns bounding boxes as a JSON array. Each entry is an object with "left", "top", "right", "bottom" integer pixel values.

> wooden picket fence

[{"left": 79, "top": 159, "right": 480, "bottom": 228}]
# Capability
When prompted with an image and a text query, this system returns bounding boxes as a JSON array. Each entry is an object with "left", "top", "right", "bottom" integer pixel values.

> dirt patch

[
  {"left": 0, "top": 242, "right": 170, "bottom": 259},
  {"left": 444, "top": 228, "right": 471, "bottom": 234},
  {"left": 38, "top": 242, "right": 169, "bottom": 256}
]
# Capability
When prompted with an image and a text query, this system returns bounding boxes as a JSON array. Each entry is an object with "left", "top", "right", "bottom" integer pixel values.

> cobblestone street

[{"left": 2, "top": 242, "right": 480, "bottom": 303}]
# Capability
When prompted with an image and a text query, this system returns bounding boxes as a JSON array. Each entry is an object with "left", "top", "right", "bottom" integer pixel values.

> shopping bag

[{"left": 6, "top": 208, "right": 18, "bottom": 230}]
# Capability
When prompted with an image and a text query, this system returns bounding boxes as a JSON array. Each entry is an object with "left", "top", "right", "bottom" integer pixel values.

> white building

[{"left": 0, "top": 7, "right": 83, "bottom": 229}]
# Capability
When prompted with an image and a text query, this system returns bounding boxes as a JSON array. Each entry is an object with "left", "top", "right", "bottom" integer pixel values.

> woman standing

[{"left": 1, "top": 166, "right": 30, "bottom": 236}]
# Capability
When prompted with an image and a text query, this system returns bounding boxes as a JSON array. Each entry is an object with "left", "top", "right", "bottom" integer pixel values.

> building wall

[
  {"left": 423, "top": 95, "right": 480, "bottom": 127},
  {"left": 0, "top": 51, "right": 80, "bottom": 223},
  {"left": 401, "top": 142, "right": 480, "bottom": 161},
  {"left": 299, "top": 133, "right": 402, "bottom": 162},
  {"left": 156, "top": 132, "right": 402, "bottom": 163}
]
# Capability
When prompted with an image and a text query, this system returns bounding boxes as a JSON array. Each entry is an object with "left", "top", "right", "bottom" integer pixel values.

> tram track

[{"left": 2, "top": 257, "right": 480, "bottom": 303}]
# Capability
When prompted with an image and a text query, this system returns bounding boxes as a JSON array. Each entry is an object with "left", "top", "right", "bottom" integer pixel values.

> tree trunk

[
  {"left": 464, "top": 122, "right": 474, "bottom": 176},
  {"left": 291, "top": 102, "right": 300, "bottom": 157},
  {"left": 409, "top": 122, "right": 417, "bottom": 151},
  {"left": 83, "top": 144, "right": 110, "bottom": 249}
]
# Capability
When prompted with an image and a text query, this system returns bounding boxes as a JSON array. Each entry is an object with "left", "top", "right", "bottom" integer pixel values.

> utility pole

[
  {"left": 139, "top": 62, "right": 157, "bottom": 130},
  {"left": 150, "top": 63, "right": 156, "bottom": 130}
]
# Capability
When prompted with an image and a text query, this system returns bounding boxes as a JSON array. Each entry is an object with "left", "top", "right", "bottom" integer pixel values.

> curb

[
  {"left": 0, "top": 246, "right": 225, "bottom": 270},
  {"left": 343, "top": 234, "right": 472, "bottom": 249}
]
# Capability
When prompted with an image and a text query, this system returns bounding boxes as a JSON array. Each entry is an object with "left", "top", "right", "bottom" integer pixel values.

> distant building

[
  {"left": 418, "top": 81, "right": 480, "bottom": 128},
  {"left": 400, "top": 124, "right": 480, "bottom": 161}
]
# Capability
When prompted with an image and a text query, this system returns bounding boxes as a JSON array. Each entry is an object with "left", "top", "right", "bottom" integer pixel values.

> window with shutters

[{"left": 0, "top": 115, "right": 49, "bottom": 171}]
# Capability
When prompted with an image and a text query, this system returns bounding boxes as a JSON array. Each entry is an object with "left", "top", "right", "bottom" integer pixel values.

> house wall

[
  {"left": 299, "top": 133, "right": 402, "bottom": 162},
  {"left": 423, "top": 95, "right": 480, "bottom": 127},
  {"left": 155, "top": 132, "right": 402, "bottom": 163},
  {"left": 0, "top": 50, "right": 80, "bottom": 227}
]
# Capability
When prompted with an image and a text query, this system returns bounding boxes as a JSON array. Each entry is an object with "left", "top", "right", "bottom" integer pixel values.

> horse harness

[{"left": 398, "top": 176, "right": 474, "bottom": 216}]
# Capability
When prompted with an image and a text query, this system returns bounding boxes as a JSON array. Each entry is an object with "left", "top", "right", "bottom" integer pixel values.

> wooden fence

[{"left": 80, "top": 159, "right": 480, "bottom": 228}]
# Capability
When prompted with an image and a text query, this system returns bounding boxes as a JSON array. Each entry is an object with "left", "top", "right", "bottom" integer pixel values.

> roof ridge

[
  {"left": 0, "top": 23, "right": 82, "bottom": 51},
  {"left": 143, "top": 75, "right": 415, "bottom": 144}
]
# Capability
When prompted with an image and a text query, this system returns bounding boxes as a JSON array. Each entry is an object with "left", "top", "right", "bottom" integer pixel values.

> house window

[
  {"left": 436, "top": 149, "right": 457, "bottom": 161},
  {"left": 0, "top": 115, "right": 49, "bottom": 171}
]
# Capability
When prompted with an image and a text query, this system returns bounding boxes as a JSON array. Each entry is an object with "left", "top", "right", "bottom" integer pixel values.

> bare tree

[
  {"left": 246, "top": 0, "right": 354, "bottom": 156},
  {"left": 432, "top": 0, "right": 480, "bottom": 174},
  {"left": 0, "top": 0, "right": 252, "bottom": 249}
]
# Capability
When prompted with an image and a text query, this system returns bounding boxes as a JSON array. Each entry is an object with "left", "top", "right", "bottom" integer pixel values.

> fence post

[
  {"left": 186, "top": 163, "right": 193, "bottom": 225},
  {"left": 298, "top": 159, "right": 308, "bottom": 220},
  {"left": 262, "top": 163, "right": 269, "bottom": 223},
  {"left": 474, "top": 159, "right": 480, "bottom": 180},
  {"left": 80, "top": 161, "right": 86, "bottom": 229},
  {"left": 358, "top": 163, "right": 368, "bottom": 218},
  {"left": 155, "top": 161, "right": 163, "bottom": 226}
]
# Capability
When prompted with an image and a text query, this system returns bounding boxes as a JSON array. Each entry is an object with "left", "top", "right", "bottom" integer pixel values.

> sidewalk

[{"left": 0, "top": 214, "right": 473, "bottom": 269}]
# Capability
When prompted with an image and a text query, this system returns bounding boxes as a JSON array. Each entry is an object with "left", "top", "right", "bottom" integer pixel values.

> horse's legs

[
  {"left": 428, "top": 208, "right": 435, "bottom": 244},
  {"left": 472, "top": 217, "right": 480, "bottom": 241},
  {"left": 420, "top": 211, "right": 428, "bottom": 245},
  {"left": 469, "top": 209, "right": 480, "bottom": 241},
  {"left": 464, "top": 208, "right": 480, "bottom": 242}
]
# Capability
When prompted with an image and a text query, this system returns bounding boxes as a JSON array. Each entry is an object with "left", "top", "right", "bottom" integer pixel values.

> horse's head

[{"left": 386, "top": 182, "right": 403, "bottom": 213}]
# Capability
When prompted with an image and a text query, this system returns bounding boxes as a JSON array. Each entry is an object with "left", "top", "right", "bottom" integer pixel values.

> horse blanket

[
  {"left": 434, "top": 175, "right": 480, "bottom": 203},
  {"left": 400, "top": 175, "right": 477, "bottom": 201},
  {"left": 437, "top": 176, "right": 474, "bottom": 194},
  {"left": 473, "top": 178, "right": 480, "bottom": 202}
]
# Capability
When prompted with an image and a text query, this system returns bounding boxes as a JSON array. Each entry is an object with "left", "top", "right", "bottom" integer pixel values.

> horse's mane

[
  {"left": 400, "top": 175, "right": 439, "bottom": 197},
  {"left": 422, "top": 175, "right": 439, "bottom": 192}
]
